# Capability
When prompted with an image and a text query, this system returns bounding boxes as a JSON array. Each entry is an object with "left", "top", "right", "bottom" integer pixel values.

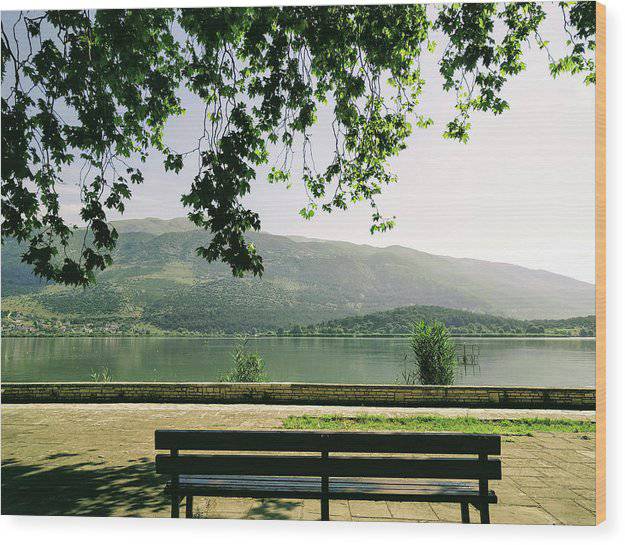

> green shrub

[
  {"left": 408, "top": 320, "right": 456, "bottom": 385},
  {"left": 90, "top": 367, "right": 113, "bottom": 382},
  {"left": 220, "top": 340, "right": 267, "bottom": 382}
]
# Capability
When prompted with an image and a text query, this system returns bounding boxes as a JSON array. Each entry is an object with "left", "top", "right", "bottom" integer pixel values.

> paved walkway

[{"left": 1, "top": 403, "right": 596, "bottom": 525}]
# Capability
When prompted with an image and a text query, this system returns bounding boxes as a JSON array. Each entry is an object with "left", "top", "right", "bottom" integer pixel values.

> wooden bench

[{"left": 155, "top": 429, "right": 501, "bottom": 523}]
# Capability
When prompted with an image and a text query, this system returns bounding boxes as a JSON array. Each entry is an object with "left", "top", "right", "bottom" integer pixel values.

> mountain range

[{"left": 1, "top": 217, "right": 595, "bottom": 334}]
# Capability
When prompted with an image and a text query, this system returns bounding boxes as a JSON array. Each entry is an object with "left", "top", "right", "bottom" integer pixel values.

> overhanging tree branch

[{"left": 1, "top": 3, "right": 597, "bottom": 286}]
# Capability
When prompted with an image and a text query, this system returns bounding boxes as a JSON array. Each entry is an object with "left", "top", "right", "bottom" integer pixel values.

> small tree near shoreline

[
  {"left": 408, "top": 320, "right": 457, "bottom": 385},
  {"left": 220, "top": 340, "right": 267, "bottom": 383}
]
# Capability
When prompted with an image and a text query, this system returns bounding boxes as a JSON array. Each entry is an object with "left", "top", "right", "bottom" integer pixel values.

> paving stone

[
  {"left": 247, "top": 499, "right": 304, "bottom": 520},
  {"left": 503, "top": 458, "right": 553, "bottom": 468},
  {"left": 517, "top": 486, "right": 583, "bottom": 501},
  {"left": 328, "top": 500, "right": 351, "bottom": 521},
  {"left": 549, "top": 461, "right": 595, "bottom": 477},
  {"left": 546, "top": 451, "right": 596, "bottom": 464},
  {"left": 541, "top": 477, "right": 595, "bottom": 491},
  {"left": 504, "top": 466, "right": 546, "bottom": 478},
  {"left": 301, "top": 499, "right": 321, "bottom": 520},
  {"left": 205, "top": 497, "right": 255, "bottom": 516},
  {"left": 537, "top": 466, "right": 582, "bottom": 479},
  {"left": 537, "top": 499, "right": 596, "bottom": 526},
  {"left": 570, "top": 488, "right": 595, "bottom": 502},
  {"left": 492, "top": 484, "right": 538, "bottom": 506},
  {"left": 348, "top": 500, "right": 393, "bottom": 519},
  {"left": 200, "top": 510, "right": 252, "bottom": 520},
  {"left": 489, "top": 505, "right": 559, "bottom": 525},
  {"left": 501, "top": 448, "right": 541, "bottom": 459},
  {"left": 350, "top": 517, "right": 443, "bottom": 524},
  {"left": 574, "top": 497, "right": 596, "bottom": 512},
  {"left": 386, "top": 501, "right": 438, "bottom": 520},
  {"left": 510, "top": 476, "right": 552, "bottom": 488},
  {"left": 429, "top": 502, "right": 474, "bottom": 522}
]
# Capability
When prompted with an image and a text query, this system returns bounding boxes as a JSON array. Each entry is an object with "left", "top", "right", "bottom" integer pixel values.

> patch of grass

[{"left": 282, "top": 414, "right": 595, "bottom": 436}]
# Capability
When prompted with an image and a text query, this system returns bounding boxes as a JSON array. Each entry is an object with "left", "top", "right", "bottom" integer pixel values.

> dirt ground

[{"left": 1, "top": 403, "right": 596, "bottom": 525}]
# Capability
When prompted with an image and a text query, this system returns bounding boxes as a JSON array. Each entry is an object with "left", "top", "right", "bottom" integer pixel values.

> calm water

[{"left": 0, "top": 336, "right": 595, "bottom": 387}]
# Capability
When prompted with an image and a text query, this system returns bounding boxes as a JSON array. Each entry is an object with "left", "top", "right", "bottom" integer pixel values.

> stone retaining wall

[{"left": 1, "top": 382, "right": 595, "bottom": 410}]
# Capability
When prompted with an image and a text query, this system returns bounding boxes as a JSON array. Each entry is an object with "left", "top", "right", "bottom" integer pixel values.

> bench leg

[
  {"left": 461, "top": 503, "right": 470, "bottom": 523},
  {"left": 321, "top": 464, "right": 330, "bottom": 521},
  {"left": 478, "top": 476, "right": 491, "bottom": 524},
  {"left": 479, "top": 503, "right": 490, "bottom": 524},
  {"left": 321, "top": 497, "right": 329, "bottom": 521},
  {"left": 186, "top": 495, "right": 194, "bottom": 518},
  {"left": 171, "top": 494, "right": 180, "bottom": 518}
]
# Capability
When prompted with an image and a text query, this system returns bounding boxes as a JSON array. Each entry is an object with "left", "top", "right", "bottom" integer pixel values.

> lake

[{"left": 1, "top": 336, "right": 595, "bottom": 387}]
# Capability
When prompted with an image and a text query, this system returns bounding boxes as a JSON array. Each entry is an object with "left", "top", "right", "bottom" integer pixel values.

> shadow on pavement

[
  {"left": 1, "top": 456, "right": 168, "bottom": 517},
  {"left": 247, "top": 498, "right": 302, "bottom": 520}
]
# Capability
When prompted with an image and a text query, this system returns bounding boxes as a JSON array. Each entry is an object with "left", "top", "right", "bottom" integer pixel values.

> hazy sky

[{"left": 4, "top": 3, "right": 596, "bottom": 283}]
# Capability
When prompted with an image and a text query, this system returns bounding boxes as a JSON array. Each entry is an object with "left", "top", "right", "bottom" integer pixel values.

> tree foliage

[{"left": 1, "top": 3, "right": 597, "bottom": 285}]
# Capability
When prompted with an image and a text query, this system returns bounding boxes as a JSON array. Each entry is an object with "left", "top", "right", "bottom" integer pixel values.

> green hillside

[
  {"left": 300, "top": 305, "right": 596, "bottom": 337},
  {"left": 1, "top": 217, "right": 595, "bottom": 335}
]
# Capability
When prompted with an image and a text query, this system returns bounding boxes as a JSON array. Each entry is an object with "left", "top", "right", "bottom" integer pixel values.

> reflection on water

[{"left": 1, "top": 336, "right": 595, "bottom": 387}]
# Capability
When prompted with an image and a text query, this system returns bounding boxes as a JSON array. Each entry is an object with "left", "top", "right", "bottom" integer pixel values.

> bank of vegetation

[
  {"left": 2, "top": 304, "right": 595, "bottom": 339},
  {"left": 292, "top": 306, "right": 596, "bottom": 337}
]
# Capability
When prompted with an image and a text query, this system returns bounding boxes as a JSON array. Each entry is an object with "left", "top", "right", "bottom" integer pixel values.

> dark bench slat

[
  {"left": 156, "top": 454, "right": 502, "bottom": 480},
  {"left": 174, "top": 476, "right": 488, "bottom": 491},
  {"left": 166, "top": 475, "right": 497, "bottom": 503},
  {"left": 155, "top": 430, "right": 500, "bottom": 455},
  {"left": 176, "top": 476, "right": 484, "bottom": 487}
]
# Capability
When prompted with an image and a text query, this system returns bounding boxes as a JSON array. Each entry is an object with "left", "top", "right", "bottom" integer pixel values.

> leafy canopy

[{"left": 1, "top": 3, "right": 596, "bottom": 285}]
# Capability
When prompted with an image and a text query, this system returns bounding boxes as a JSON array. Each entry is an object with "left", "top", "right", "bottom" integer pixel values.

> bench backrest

[{"left": 155, "top": 430, "right": 501, "bottom": 481}]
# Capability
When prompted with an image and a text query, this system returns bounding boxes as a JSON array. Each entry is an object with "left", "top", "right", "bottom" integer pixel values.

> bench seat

[{"left": 166, "top": 475, "right": 498, "bottom": 503}]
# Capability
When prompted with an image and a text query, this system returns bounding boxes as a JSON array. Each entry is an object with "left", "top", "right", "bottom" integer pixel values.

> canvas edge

[{"left": 595, "top": 0, "right": 606, "bottom": 526}]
